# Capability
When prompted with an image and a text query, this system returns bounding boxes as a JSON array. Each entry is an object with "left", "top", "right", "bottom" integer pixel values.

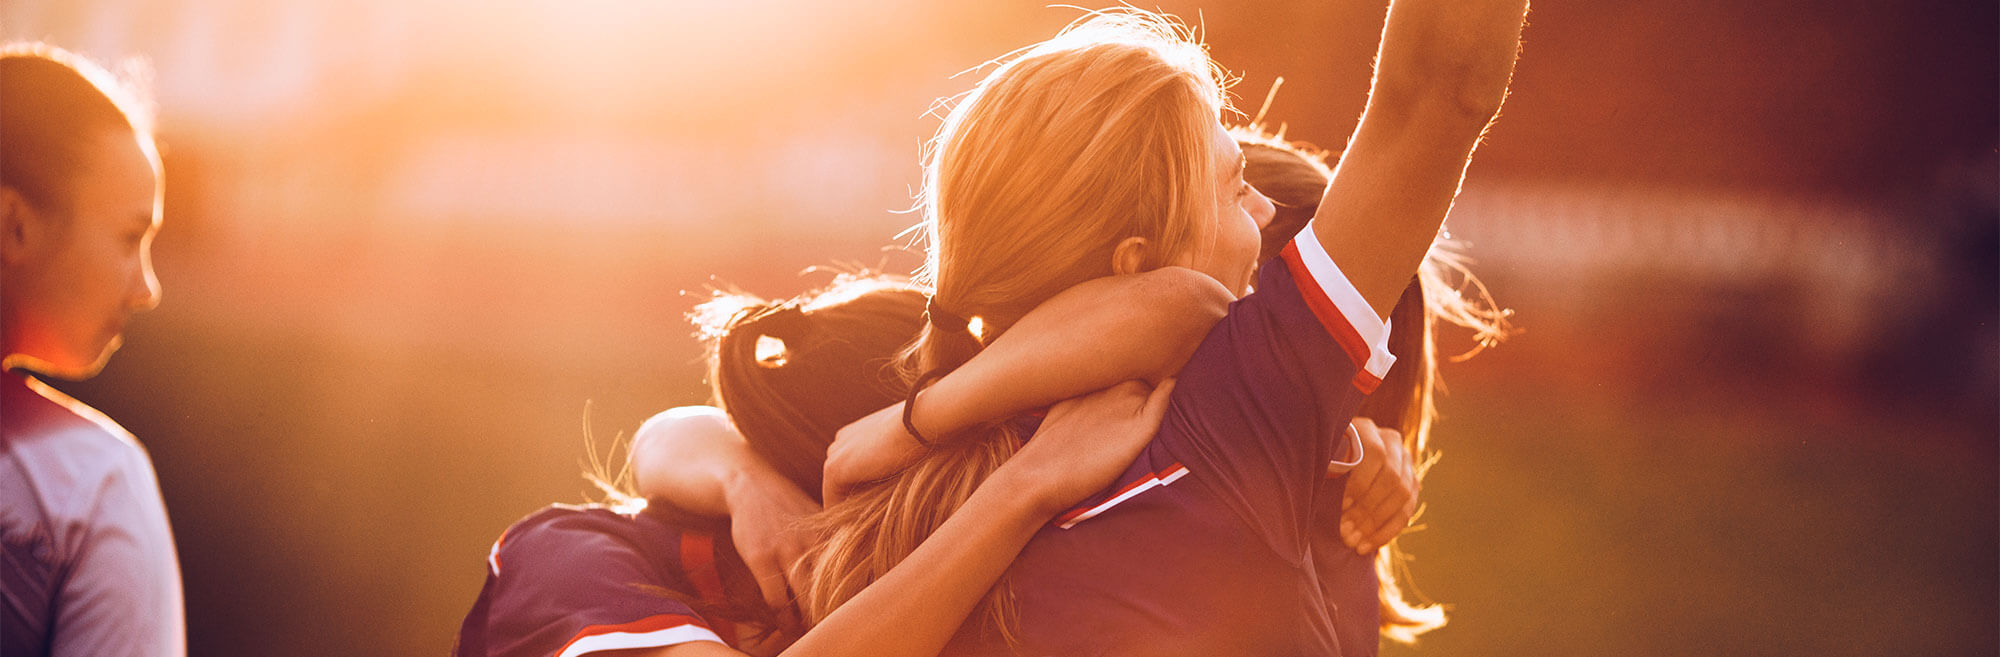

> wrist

[
  {"left": 983, "top": 462, "right": 1071, "bottom": 520},
  {"left": 911, "top": 376, "right": 967, "bottom": 441}
]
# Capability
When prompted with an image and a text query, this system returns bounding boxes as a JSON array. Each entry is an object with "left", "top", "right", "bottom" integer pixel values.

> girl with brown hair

[{"left": 457, "top": 277, "right": 1190, "bottom": 657}]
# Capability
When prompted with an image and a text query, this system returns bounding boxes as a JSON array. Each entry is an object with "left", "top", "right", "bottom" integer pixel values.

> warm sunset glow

[{"left": 4, "top": 1, "right": 1990, "bottom": 656}]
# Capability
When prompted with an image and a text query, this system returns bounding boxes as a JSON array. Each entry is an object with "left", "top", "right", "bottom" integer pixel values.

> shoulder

[
  {"left": 467, "top": 504, "right": 734, "bottom": 657},
  {"left": 0, "top": 376, "right": 182, "bottom": 656},
  {"left": 1228, "top": 234, "right": 1396, "bottom": 392},
  {"left": 490, "top": 503, "right": 669, "bottom": 570},
  {"left": 486, "top": 501, "right": 730, "bottom": 584},
  {"left": 0, "top": 372, "right": 164, "bottom": 530}
]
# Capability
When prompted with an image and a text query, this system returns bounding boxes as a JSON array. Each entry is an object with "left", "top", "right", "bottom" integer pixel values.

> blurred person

[
  {"left": 456, "top": 278, "right": 1185, "bottom": 657},
  {"left": 796, "top": 2, "right": 1527, "bottom": 655},
  {"left": 0, "top": 43, "right": 181, "bottom": 657}
]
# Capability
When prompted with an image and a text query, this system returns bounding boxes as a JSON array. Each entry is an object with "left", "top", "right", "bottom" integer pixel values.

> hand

[
  {"left": 1333, "top": 417, "right": 1419, "bottom": 555},
  {"left": 1001, "top": 379, "right": 1177, "bottom": 517},
  {"left": 822, "top": 402, "right": 928, "bottom": 505},
  {"left": 722, "top": 464, "right": 822, "bottom": 617}
]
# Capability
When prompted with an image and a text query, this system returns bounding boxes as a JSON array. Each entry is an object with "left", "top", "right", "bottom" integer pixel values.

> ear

[
  {"left": 0, "top": 186, "right": 36, "bottom": 267},
  {"left": 1110, "top": 236, "right": 1152, "bottom": 276}
]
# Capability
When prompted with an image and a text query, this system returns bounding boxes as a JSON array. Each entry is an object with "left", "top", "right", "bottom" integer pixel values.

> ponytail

[
  {"left": 695, "top": 276, "right": 928, "bottom": 502},
  {"left": 797, "top": 296, "right": 1030, "bottom": 643}
]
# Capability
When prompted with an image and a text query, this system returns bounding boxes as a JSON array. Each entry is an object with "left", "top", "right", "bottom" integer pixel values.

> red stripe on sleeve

[
  {"left": 1280, "top": 242, "right": 1379, "bottom": 393},
  {"left": 677, "top": 533, "right": 739, "bottom": 647}
]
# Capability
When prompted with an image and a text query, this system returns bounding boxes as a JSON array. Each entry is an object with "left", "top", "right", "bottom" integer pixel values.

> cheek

[
  {"left": 1229, "top": 210, "right": 1261, "bottom": 262},
  {"left": 60, "top": 236, "right": 135, "bottom": 306}
]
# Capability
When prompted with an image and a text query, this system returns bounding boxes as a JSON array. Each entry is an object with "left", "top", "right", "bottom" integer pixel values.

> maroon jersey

[
  {"left": 970, "top": 230, "right": 1396, "bottom": 657},
  {"left": 455, "top": 503, "right": 757, "bottom": 657}
]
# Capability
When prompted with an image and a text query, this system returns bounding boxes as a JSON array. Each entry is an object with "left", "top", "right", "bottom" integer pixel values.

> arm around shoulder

[{"left": 918, "top": 266, "right": 1227, "bottom": 434}]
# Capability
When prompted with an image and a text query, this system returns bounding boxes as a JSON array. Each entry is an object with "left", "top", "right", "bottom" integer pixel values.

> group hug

[
  {"left": 455, "top": 2, "right": 1527, "bottom": 656},
  {"left": 0, "top": 1, "right": 1528, "bottom": 656}
]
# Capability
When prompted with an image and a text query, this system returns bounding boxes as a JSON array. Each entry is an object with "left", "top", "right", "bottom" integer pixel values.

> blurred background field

[{"left": 5, "top": 1, "right": 1993, "bottom": 655}]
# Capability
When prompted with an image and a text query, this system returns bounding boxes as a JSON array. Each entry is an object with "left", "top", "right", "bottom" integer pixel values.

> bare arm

[
  {"left": 822, "top": 267, "right": 1227, "bottom": 501},
  {"left": 631, "top": 407, "right": 745, "bottom": 516},
  {"left": 921, "top": 266, "right": 1227, "bottom": 434},
  {"left": 1313, "top": 0, "right": 1530, "bottom": 318},
  {"left": 638, "top": 382, "right": 1176, "bottom": 657},
  {"left": 787, "top": 380, "right": 1175, "bottom": 657},
  {"left": 632, "top": 407, "right": 820, "bottom": 612}
]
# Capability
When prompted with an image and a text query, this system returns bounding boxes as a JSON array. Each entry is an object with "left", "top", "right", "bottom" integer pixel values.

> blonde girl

[{"left": 802, "top": 3, "right": 1529, "bottom": 655}]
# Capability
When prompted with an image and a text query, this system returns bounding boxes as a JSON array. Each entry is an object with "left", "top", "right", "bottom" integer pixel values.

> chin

[
  {"left": 50, "top": 336, "right": 122, "bottom": 381},
  {"left": 1, "top": 351, "right": 105, "bottom": 380}
]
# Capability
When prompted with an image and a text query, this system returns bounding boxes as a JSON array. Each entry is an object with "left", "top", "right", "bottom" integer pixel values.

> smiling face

[
  {"left": 0, "top": 130, "right": 162, "bottom": 379},
  {"left": 1170, "top": 120, "right": 1274, "bottom": 296}
]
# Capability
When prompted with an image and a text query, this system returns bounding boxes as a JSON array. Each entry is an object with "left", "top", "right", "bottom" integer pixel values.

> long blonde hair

[{"left": 794, "top": 9, "right": 1230, "bottom": 643}]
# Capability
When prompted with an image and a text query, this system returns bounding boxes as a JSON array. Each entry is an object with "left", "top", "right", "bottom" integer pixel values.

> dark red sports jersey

[
  {"left": 455, "top": 502, "right": 756, "bottom": 657},
  {"left": 969, "top": 230, "right": 1395, "bottom": 657}
]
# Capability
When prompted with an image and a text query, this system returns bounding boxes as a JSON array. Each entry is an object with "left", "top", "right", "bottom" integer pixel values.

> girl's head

[
  {"left": 693, "top": 276, "right": 928, "bottom": 502},
  {"left": 799, "top": 10, "right": 1273, "bottom": 639},
  {"left": 916, "top": 8, "right": 1269, "bottom": 365},
  {"left": 0, "top": 43, "right": 162, "bottom": 380}
]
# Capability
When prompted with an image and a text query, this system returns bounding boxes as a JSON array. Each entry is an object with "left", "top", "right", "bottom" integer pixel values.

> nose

[{"left": 1251, "top": 189, "right": 1276, "bottom": 230}]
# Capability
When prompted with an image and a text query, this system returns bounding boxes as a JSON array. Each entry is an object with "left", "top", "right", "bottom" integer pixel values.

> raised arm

[{"left": 1313, "top": 0, "right": 1530, "bottom": 318}]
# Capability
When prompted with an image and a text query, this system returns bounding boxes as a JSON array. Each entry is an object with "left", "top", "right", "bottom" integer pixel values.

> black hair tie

[
  {"left": 925, "top": 297, "right": 970, "bottom": 334},
  {"left": 903, "top": 367, "right": 952, "bottom": 448}
]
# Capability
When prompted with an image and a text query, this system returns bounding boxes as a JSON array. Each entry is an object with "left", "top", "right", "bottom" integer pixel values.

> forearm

[
  {"left": 917, "top": 268, "right": 1226, "bottom": 436},
  {"left": 1315, "top": 0, "right": 1528, "bottom": 316},
  {"left": 785, "top": 467, "right": 1052, "bottom": 657},
  {"left": 1370, "top": 0, "right": 1529, "bottom": 121}
]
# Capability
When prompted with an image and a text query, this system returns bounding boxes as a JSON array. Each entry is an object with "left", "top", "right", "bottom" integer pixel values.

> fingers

[
  {"left": 1338, "top": 462, "right": 1383, "bottom": 550},
  {"left": 1138, "top": 378, "right": 1177, "bottom": 419},
  {"left": 1341, "top": 426, "right": 1385, "bottom": 515},
  {"left": 1360, "top": 492, "right": 1411, "bottom": 552},
  {"left": 1339, "top": 420, "right": 1407, "bottom": 554},
  {"left": 1355, "top": 428, "right": 1416, "bottom": 553},
  {"left": 822, "top": 462, "right": 849, "bottom": 506}
]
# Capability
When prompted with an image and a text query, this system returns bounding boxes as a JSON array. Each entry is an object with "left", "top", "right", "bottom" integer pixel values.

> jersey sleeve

[
  {"left": 47, "top": 445, "right": 185, "bottom": 657},
  {"left": 457, "top": 507, "right": 725, "bottom": 657},
  {"left": 1162, "top": 224, "right": 1396, "bottom": 556}
]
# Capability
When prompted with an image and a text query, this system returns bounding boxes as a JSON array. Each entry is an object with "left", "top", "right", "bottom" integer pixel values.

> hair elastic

[{"left": 924, "top": 297, "right": 971, "bottom": 334}]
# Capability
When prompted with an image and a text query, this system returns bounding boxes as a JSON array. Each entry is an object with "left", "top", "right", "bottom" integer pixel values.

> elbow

[
  {"left": 1370, "top": 71, "right": 1509, "bottom": 136},
  {"left": 1371, "top": 26, "right": 1525, "bottom": 129},
  {"left": 1138, "top": 267, "right": 1230, "bottom": 322},
  {"left": 1135, "top": 266, "right": 1231, "bottom": 354},
  {"left": 631, "top": 406, "right": 730, "bottom": 496}
]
